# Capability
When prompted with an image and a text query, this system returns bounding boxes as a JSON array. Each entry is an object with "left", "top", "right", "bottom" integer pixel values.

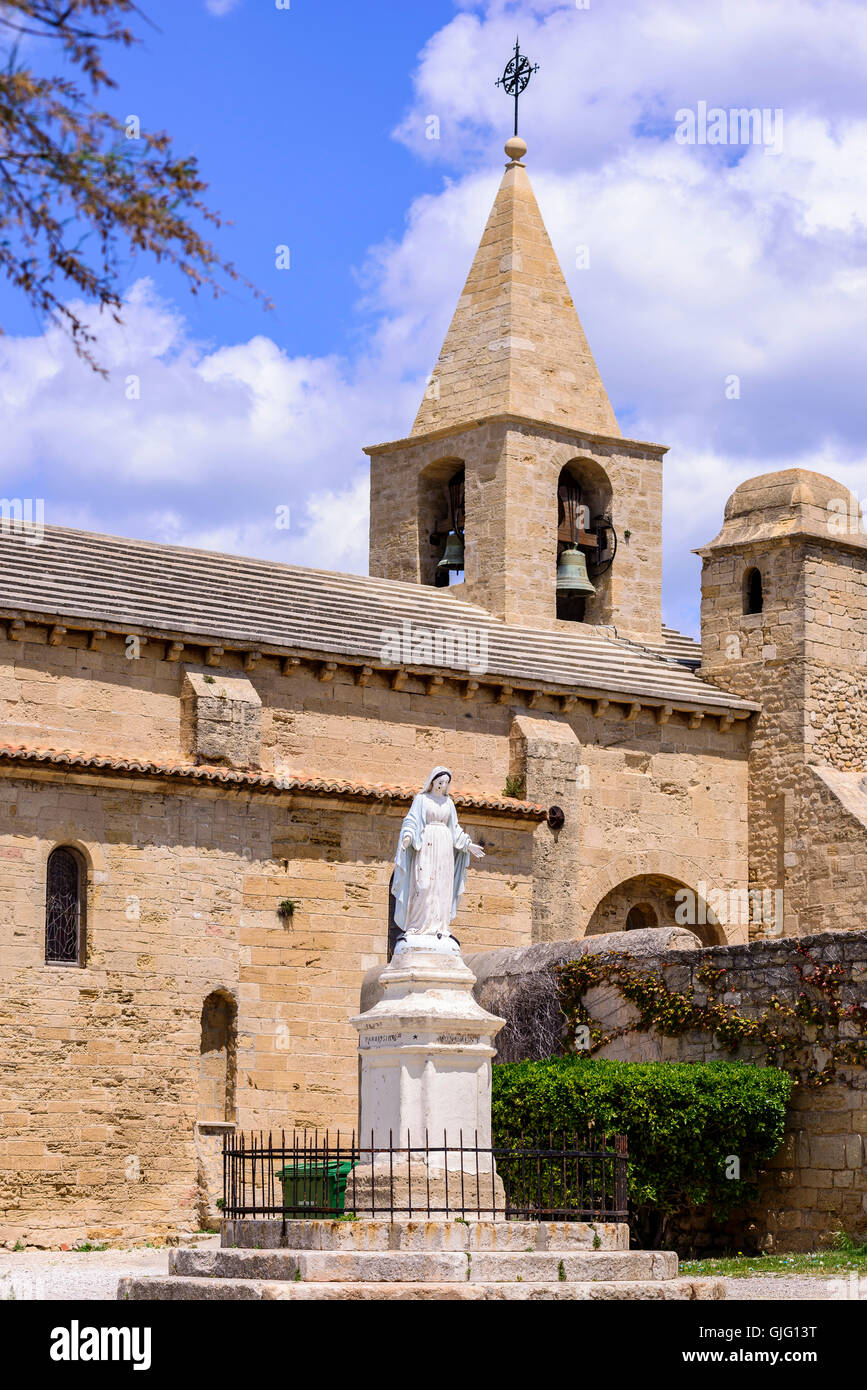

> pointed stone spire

[{"left": 412, "top": 138, "right": 620, "bottom": 438}]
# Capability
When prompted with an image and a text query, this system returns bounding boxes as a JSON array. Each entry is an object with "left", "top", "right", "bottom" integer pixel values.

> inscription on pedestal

[
  {"left": 359, "top": 1029, "right": 482, "bottom": 1049},
  {"left": 360, "top": 1030, "right": 417, "bottom": 1049}
]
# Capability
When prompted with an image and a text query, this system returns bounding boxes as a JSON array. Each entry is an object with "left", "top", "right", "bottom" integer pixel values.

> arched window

[
  {"left": 45, "top": 847, "right": 86, "bottom": 965},
  {"left": 418, "top": 458, "right": 466, "bottom": 587},
  {"left": 743, "top": 567, "right": 763, "bottom": 614}
]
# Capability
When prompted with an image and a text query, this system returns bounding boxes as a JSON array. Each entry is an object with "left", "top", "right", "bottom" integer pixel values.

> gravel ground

[
  {"left": 0, "top": 1248, "right": 189, "bottom": 1301},
  {"left": 0, "top": 1248, "right": 841, "bottom": 1302},
  {"left": 721, "top": 1275, "right": 836, "bottom": 1301}
]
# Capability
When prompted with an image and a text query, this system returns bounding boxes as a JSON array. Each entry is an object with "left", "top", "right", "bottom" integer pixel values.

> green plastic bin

[{"left": 276, "top": 1160, "right": 355, "bottom": 1216}]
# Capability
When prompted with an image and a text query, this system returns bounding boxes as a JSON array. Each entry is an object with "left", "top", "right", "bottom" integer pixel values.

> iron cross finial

[{"left": 495, "top": 38, "right": 539, "bottom": 138}]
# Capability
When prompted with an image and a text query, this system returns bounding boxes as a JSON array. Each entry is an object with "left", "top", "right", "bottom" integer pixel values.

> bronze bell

[
  {"left": 556, "top": 545, "right": 596, "bottom": 595},
  {"left": 437, "top": 530, "right": 465, "bottom": 572}
]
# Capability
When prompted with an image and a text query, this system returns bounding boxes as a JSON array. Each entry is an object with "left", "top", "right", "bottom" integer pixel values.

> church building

[{"left": 1, "top": 134, "right": 865, "bottom": 1245}]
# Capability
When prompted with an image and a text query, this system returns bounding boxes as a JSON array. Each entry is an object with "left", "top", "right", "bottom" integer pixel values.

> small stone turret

[{"left": 698, "top": 467, "right": 867, "bottom": 936}]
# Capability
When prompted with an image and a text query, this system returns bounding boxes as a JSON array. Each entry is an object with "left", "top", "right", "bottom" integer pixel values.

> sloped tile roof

[
  {"left": 0, "top": 743, "right": 547, "bottom": 818},
  {"left": 648, "top": 626, "right": 702, "bottom": 669},
  {"left": 0, "top": 524, "right": 755, "bottom": 713}
]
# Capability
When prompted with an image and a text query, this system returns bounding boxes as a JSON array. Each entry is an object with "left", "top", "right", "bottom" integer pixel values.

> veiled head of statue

[{"left": 422, "top": 766, "right": 452, "bottom": 794}]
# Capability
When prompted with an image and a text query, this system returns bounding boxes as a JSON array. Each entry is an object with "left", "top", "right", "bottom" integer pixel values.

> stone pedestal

[{"left": 349, "top": 938, "right": 505, "bottom": 1210}]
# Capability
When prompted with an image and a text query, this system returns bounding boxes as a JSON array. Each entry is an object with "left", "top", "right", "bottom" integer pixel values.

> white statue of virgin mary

[{"left": 392, "top": 767, "right": 485, "bottom": 948}]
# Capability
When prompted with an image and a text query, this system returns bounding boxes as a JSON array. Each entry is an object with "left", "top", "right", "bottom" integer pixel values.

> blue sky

[
  {"left": 1, "top": 0, "right": 866, "bottom": 637},
  {"left": 0, "top": 0, "right": 459, "bottom": 357}
]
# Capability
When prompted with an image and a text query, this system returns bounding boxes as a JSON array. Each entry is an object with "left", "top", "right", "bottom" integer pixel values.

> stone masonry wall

[
  {"left": 470, "top": 931, "right": 867, "bottom": 1253},
  {"left": 506, "top": 705, "right": 748, "bottom": 944},
  {"left": 803, "top": 548, "right": 867, "bottom": 771},
  {"left": 0, "top": 773, "right": 534, "bottom": 1247},
  {"left": 0, "top": 629, "right": 751, "bottom": 946},
  {"left": 0, "top": 627, "right": 751, "bottom": 1244},
  {"left": 368, "top": 419, "right": 664, "bottom": 642},
  {"left": 700, "top": 541, "right": 806, "bottom": 939},
  {"left": 701, "top": 538, "right": 867, "bottom": 937},
  {"left": 642, "top": 934, "right": 867, "bottom": 1254},
  {"left": 808, "top": 667, "right": 867, "bottom": 770},
  {"left": 777, "top": 767, "right": 867, "bottom": 937}
]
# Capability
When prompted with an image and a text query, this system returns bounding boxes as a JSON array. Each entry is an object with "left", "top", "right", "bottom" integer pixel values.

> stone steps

[
  {"left": 220, "top": 1217, "right": 628, "bottom": 1252},
  {"left": 168, "top": 1246, "right": 677, "bottom": 1284},
  {"left": 118, "top": 1275, "right": 725, "bottom": 1302},
  {"left": 115, "top": 1220, "right": 726, "bottom": 1301}
]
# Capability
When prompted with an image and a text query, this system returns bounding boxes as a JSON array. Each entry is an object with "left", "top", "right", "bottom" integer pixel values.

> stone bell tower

[
  {"left": 698, "top": 468, "right": 867, "bottom": 936},
  {"left": 365, "top": 137, "right": 666, "bottom": 644}
]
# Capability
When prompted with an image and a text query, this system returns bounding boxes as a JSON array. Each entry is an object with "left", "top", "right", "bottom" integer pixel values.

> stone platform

[{"left": 117, "top": 1220, "right": 725, "bottom": 1301}]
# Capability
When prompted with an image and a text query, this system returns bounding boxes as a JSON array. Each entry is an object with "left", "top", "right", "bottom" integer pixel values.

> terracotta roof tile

[{"left": 0, "top": 744, "right": 547, "bottom": 819}]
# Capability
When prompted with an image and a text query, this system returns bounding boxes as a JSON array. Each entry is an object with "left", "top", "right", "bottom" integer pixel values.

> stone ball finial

[{"left": 505, "top": 136, "right": 527, "bottom": 163}]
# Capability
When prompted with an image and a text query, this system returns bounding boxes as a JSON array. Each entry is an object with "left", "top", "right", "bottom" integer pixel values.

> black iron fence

[{"left": 222, "top": 1130, "right": 628, "bottom": 1223}]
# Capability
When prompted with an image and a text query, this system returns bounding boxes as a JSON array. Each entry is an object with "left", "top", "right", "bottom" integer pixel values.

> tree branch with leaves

[{"left": 0, "top": 0, "right": 266, "bottom": 372}]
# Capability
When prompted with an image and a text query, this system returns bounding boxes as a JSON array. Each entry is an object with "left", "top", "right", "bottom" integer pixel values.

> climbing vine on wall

[{"left": 557, "top": 942, "right": 867, "bottom": 1088}]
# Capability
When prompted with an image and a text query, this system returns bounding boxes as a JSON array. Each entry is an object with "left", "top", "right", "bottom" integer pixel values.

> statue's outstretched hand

[
  {"left": 469, "top": 842, "right": 485, "bottom": 860},
  {"left": 400, "top": 832, "right": 413, "bottom": 850}
]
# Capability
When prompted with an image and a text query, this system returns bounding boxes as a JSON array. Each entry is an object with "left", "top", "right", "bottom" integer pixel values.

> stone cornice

[
  {"left": 0, "top": 616, "right": 759, "bottom": 721},
  {"left": 695, "top": 530, "right": 867, "bottom": 560},
  {"left": 364, "top": 412, "right": 669, "bottom": 459},
  {"left": 0, "top": 611, "right": 755, "bottom": 722}
]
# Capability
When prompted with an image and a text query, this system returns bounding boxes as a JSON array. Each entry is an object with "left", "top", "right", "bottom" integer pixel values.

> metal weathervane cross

[{"left": 495, "top": 39, "right": 539, "bottom": 138}]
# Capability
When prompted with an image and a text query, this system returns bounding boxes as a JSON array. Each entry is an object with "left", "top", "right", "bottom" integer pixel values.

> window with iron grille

[{"left": 45, "top": 847, "right": 86, "bottom": 965}]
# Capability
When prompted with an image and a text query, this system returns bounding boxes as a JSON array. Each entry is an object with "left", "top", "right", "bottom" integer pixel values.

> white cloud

[
  {"left": 0, "top": 279, "right": 408, "bottom": 575},
  {"left": 2, "top": 0, "right": 867, "bottom": 637},
  {"left": 397, "top": 0, "right": 867, "bottom": 172},
  {"left": 204, "top": 0, "right": 241, "bottom": 15},
  {"left": 388, "top": 2, "right": 867, "bottom": 629}
]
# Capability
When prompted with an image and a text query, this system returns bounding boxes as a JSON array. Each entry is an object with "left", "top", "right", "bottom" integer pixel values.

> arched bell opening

[
  {"left": 556, "top": 459, "right": 615, "bottom": 624},
  {"left": 584, "top": 873, "right": 725, "bottom": 946},
  {"left": 418, "top": 458, "right": 465, "bottom": 587}
]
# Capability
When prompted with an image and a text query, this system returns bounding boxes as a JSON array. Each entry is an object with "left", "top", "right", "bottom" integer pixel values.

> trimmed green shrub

[{"left": 492, "top": 1056, "right": 793, "bottom": 1247}]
